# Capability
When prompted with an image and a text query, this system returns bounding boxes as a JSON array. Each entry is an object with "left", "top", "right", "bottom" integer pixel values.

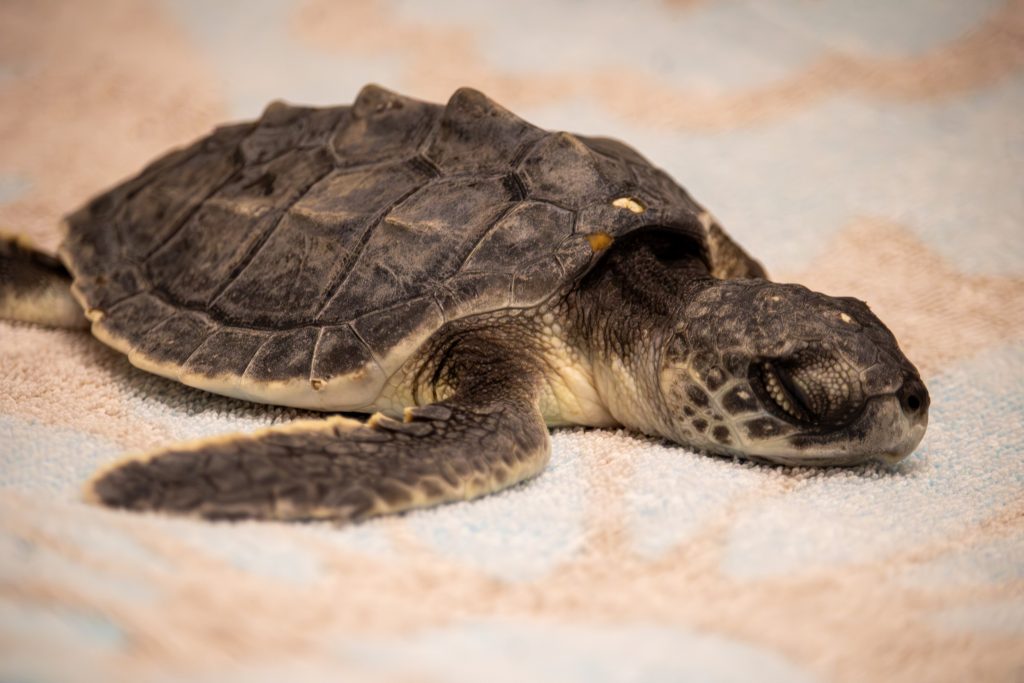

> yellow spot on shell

[
  {"left": 612, "top": 197, "right": 645, "bottom": 213},
  {"left": 840, "top": 312, "right": 853, "bottom": 323},
  {"left": 0, "top": 231, "right": 37, "bottom": 250},
  {"left": 587, "top": 232, "right": 614, "bottom": 252}
]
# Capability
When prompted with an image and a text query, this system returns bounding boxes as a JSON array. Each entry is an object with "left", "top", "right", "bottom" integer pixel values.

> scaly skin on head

[{"left": 565, "top": 230, "right": 930, "bottom": 466}]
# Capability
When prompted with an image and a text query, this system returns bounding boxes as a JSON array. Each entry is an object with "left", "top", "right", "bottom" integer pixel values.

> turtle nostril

[{"left": 898, "top": 377, "right": 929, "bottom": 417}]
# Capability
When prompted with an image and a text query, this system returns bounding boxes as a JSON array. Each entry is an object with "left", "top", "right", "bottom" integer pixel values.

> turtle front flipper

[
  {"left": 86, "top": 380, "right": 550, "bottom": 522},
  {"left": 0, "top": 234, "right": 87, "bottom": 329}
]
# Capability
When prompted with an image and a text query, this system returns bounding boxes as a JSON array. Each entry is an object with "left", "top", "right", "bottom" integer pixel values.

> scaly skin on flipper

[
  {"left": 0, "top": 235, "right": 87, "bottom": 329},
  {"left": 87, "top": 333, "right": 550, "bottom": 522}
]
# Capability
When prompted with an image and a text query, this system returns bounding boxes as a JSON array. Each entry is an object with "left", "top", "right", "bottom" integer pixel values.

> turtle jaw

[
  {"left": 740, "top": 359, "right": 930, "bottom": 466},
  {"left": 753, "top": 359, "right": 826, "bottom": 427},
  {"left": 747, "top": 393, "right": 929, "bottom": 467},
  {"left": 748, "top": 357, "right": 867, "bottom": 432}
]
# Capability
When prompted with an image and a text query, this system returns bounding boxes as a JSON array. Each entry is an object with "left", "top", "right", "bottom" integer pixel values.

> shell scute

[
  {"left": 213, "top": 209, "right": 349, "bottom": 326},
  {"left": 209, "top": 159, "right": 431, "bottom": 326},
  {"left": 135, "top": 311, "right": 215, "bottom": 368},
  {"left": 317, "top": 175, "right": 514, "bottom": 323},
  {"left": 351, "top": 296, "right": 445, "bottom": 375},
  {"left": 463, "top": 200, "right": 573, "bottom": 272},
  {"left": 331, "top": 86, "right": 440, "bottom": 168},
  {"left": 71, "top": 265, "right": 144, "bottom": 312},
  {"left": 310, "top": 325, "right": 379, "bottom": 384},
  {"left": 574, "top": 200, "right": 647, "bottom": 238},
  {"left": 512, "top": 257, "right": 565, "bottom": 307},
  {"left": 183, "top": 328, "right": 267, "bottom": 379},
  {"left": 242, "top": 103, "right": 348, "bottom": 165},
  {"left": 143, "top": 148, "right": 334, "bottom": 308},
  {"left": 423, "top": 87, "right": 545, "bottom": 175},
  {"left": 434, "top": 270, "right": 514, "bottom": 321},
  {"left": 290, "top": 160, "right": 431, "bottom": 237},
  {"left": 243, "top": 327, "right": 319, "bottom": 383},
  {"left": 97, "top": 293, "right": 177, "bottom": 348},
  {"left": 518, "top": 132, "right": 632, "bottom": 210},
  {"left": 552, "top": 233, "right": 601, "bottom": 275},
  {"left": 114, "top": 145, "right": 243, "bottom": 261}
]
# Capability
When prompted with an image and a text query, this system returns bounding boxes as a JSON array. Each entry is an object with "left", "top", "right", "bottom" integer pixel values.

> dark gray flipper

[
  {"left": 0, "top": 235, "right": 87, "bottom": 328},
  {"left": 86, "top": 340, "right": 550, "bottom": 522}
]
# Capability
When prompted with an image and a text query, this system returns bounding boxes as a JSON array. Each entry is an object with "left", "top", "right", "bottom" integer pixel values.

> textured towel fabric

[{"left": 2, "top": 1, "right": 1023, "bottom": 681}]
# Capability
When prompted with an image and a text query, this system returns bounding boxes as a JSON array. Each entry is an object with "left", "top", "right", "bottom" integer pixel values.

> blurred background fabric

[{"left": 1, "top": 1, "right": 1023, "bottom": 681}]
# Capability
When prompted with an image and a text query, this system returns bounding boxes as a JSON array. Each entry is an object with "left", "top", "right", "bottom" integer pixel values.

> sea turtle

[{"left": 0, "top": 85, "right": 929, "bottom": 522}]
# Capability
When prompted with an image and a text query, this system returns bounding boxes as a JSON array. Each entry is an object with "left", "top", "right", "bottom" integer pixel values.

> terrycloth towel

[{"left": 1, "top": 1, "right": 1022, "bottom": 681}]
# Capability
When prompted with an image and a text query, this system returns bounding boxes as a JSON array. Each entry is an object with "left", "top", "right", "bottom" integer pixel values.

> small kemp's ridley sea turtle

[{"left": 0, "top": 86, "right": 929, "bottom": 522}]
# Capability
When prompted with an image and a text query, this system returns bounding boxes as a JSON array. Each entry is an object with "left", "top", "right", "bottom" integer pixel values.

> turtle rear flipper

[
  {"left": 87, "top": 356, "right": 550, "bottom": 522},
  {"left": 0, "top": 234, "right": 87, "bottom": 329}
]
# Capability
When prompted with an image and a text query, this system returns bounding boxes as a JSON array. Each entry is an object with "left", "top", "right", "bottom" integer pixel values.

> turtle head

[{"left": 658, "top": 279, "right": 929, "bottom": 465}]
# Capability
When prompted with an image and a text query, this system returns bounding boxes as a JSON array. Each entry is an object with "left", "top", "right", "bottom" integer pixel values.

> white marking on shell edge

[
  {"left": 612, "top": 197, "right": 645, "bottom": 214},
  {"left": 840, "top": 312, "right": 853, "bottom": 323}
]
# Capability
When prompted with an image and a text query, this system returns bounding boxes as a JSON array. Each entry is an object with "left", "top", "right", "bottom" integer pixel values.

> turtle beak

[
  {"left": 871, "top": 384, "right": 930, "bottom": 465},
  {"left": 876, "top": 374, "right": 929, "bottom": 463}
]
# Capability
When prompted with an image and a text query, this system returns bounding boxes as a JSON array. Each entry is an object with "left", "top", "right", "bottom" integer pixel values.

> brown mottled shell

[{"left": 61, "top": 85, "right": 728, "bottom": 410}]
